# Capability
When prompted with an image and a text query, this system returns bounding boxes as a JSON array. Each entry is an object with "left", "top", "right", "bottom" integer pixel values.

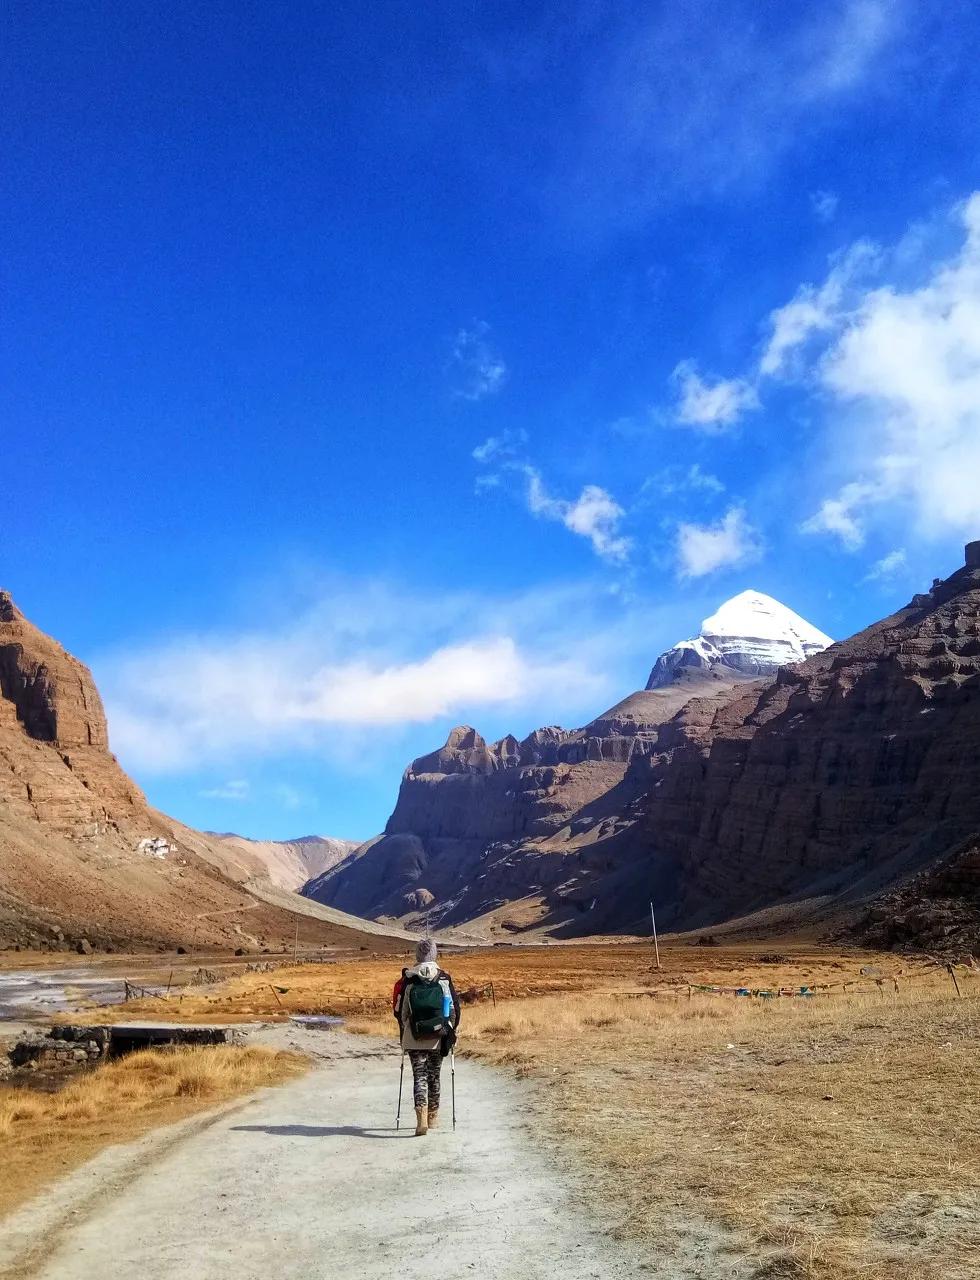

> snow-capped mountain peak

[{"left": 646, "top": 590, "right": 833, "bottom": 689}]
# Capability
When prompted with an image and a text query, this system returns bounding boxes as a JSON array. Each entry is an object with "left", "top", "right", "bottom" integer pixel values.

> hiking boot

[
  {"left": 414, "top": 1106, "right": 428, "bottom": 1136},
  {"left": 427, "top": 1106, "right": 439, "bottom": 1129}
]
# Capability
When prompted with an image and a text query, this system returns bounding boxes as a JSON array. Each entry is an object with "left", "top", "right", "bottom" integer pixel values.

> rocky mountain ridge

[
  {"left": 205, "top": 833, "right": 357, "bottom": 891},
  {"left": 304, "top": 588, "right": 835, "bottom": 930},
  {"left": 306, "top": 550, "right": 980, "bottom": 944}
]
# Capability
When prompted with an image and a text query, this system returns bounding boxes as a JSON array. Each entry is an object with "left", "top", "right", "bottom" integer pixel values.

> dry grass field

[
  {"left": 408, "top": 983, "right": 979, "bottom": 1280},
  {"left": 0, "top": 1045, "right": 307, "bottom": 1219},
  {"left": 32, "top": 942, "right": 980, "bottom": 1277},
  {"left": 71, "top": 939, "right": 924, "bottom": 1023}
]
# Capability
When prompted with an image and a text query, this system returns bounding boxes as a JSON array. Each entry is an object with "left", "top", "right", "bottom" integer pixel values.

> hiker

[{"left": 393, "top": 939, "right": 460, "bottom": 1136}]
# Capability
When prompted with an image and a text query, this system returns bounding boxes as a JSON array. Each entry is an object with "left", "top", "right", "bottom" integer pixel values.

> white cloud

[
  {"left": 472, "top": 428, "right": 527, "bottom": 463},
  {"left": 672, "top": 360, "right": 759, "bottom": 431},
  {"left": 676, "top": 507, "right": 764, "bottom": 579},
  {"left": 863, "top": 548, "right": 908, "bottom": 582},
  {"left": 811, "top": 190, "right": 840, "bottom": 223},
  {"left": 671, "top": 190, "right": 980, "bottom": 552},
  {"left": 449, "top": 322, "right": 507, "bottom": 401},
  {"left": 99, "top": 581, "right": 619, "bottom": 774},
  {"left": 800, "top": 481, "right": 879, "bottom": 550},
  {"left": 199, "top": 779, "right": 250, "bottom": 801},
  {"left": 644, "top": 464, "right": 725, "bottom": 498},
  {"left": 524, "top": 468, "right": 632, "bottom": 562},
  {"left": 808, "top": 193, "right": 980, "bottom": 542},
  {"left": 759, "top": 240, "right": 878, "bottom": 377}
]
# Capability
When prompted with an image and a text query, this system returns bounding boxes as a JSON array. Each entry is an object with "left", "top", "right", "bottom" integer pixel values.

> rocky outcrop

[
  {"left": 305, "top": 669, "right": 754, "bottom": 926},
  {"left": 854, "top": 835, "right": 980, "bottom": 957},
  {"left": 0, "top": 592, "right": 145, "bottom": 833}
]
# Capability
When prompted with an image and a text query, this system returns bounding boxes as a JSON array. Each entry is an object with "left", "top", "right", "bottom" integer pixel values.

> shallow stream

[{"left": 0, "top": 969, "right": 130, "bottom": 1020}]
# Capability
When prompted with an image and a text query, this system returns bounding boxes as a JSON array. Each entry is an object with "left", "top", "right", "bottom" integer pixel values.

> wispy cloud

[
  {"left": 199, "top": 779, "right": 250, "bottom": 802},
  {"left": 801, "top": 482, "right": 880, "bottom": 551},
  {"left": 524, "top": 468, "right": 632, "bottom": 563},
  {"left": 863, "top": 548, "right": 908, "bottom": 582},
  {"left": 472, "top": 436, "right": 632, "bottom": 563},
  {"left": 643, "top": 464, "right": 725, "bottom": 499},
  {"left": 448, "top": 321, "right": 507, "bottom": 401},
  {"left": 676, "top": 507, "right": 764, "bottom": 579},
  {"left": 274, "top": 783, "right": 311, "bottom": 811},
  {"left": 565, "top": 0, "right": 902, "bottom": 230},
  {"left": 472, "top": 428, "right": 527, "bottom": 464},
  {"left": 811, "top": 190, "right": 840, "bottom": 223},
  {"left": 672, "top": 360, "right": 759, "bottom": 431}
]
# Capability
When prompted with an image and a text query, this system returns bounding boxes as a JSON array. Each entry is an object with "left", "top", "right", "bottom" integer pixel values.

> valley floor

[
  {"left": 1, "top": 944, "right": 977, "bottom": 1280},
  {"left": 0, "top": 1026, "right": 646, "bottom": 1280}
]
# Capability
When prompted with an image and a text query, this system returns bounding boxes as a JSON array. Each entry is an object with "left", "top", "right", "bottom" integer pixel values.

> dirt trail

[{"left": 0, "top": 1029, "right": 645, "bottom": 1279}]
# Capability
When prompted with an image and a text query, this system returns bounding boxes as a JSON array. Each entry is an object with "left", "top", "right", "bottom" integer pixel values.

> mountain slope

[
  {"left": 205, "top": 834, "right": 356, "bottom": 891},
  {"left": 305, "top": 552, "right": 980, "bottom": 941},
  {"left": 303, "top": 589, "right": 831, "bottom": 929},
  {"left": 647, "top": 590, "right": 832, "bottom": 688},
  {"left": 619, "top": 543, "right": 980, "bottom": 933},
  {"left": 0, "top": 592, "right": 397, "bottom": 954}
]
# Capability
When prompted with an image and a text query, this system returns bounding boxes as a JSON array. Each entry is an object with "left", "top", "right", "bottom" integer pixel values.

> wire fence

[{"left": 666, "top": 959, "right": 977, "bottom": 1001}]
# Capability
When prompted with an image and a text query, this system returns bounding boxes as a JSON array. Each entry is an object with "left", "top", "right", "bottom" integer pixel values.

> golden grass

[
  {"left": 74, "top": 940, "right": 928, "bottom": 1025},
  {"left": 40, "top": 941, "right": 978, "bottom": 1278},
  {"left": 352, "top": 977, "right": 978, "bottom": 1280},
  {"left": 0, "top": 1045, "right": 307, "bottom": 1219}
]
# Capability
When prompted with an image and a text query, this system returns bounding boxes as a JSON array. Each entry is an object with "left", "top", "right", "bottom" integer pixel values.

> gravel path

[{"left": 0, "top": 1028, "right": 641, "bottom": 1280}]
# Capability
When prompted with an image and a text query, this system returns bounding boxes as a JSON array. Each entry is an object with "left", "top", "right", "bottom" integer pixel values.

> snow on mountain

[{"left": 646, "top": 590, "right": 833, "bottom": 689}]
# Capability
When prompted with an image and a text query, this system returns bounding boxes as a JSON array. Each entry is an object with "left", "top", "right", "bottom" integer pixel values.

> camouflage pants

[{"left": 408, "top": 1049, "right": 442, "bottom": 1109}]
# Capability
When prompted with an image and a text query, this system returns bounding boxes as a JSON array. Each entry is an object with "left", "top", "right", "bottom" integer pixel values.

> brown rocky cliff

[
  {"left": 309, "top": 544, "right": 980, "bottom": 941},
  {"left": 0, "top": 592, "right": 393, "bottom": 953},
  {"left": 0, "top": 591, "right": 145, "bottom": 831},
  {"left": 627, "top": 543, "right": 980, "bottom": 930},
  {"left": 310, "top": 671, "right": 752, "bottom": 924}
]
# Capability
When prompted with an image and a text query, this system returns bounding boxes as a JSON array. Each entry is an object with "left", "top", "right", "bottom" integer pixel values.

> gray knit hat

[{"left": 415, "top": 938, "right": 438, "bottom": 964}]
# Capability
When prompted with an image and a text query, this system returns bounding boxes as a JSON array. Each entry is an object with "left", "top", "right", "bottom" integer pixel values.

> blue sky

[{"left": 4, "top": 1, "right": 980, "bottom": 840}]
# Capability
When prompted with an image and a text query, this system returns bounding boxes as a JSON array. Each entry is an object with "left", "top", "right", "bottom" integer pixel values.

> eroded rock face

[
  {"left": 307, "top": 672, "right": 753, "bottom": 924},
  {"left": 0, "top": 593, "right": 393, "bottom": 953},
  {"left": 308, "top": 545, "right": 980, "bottom": 940},
  {"left": 619, "top": 544, "right": 980, "bottom": 933},
  {"left": 0, "top": 592, "right": 144, "bottom": 830}
]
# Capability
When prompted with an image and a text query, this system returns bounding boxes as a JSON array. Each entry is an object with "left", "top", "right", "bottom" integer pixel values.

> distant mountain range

[
  {"left": 304, "top": 548, "right": 980, "bottom": 953},
  {"left": 204, "top": 833, "right": 357, "bottom": 891}
]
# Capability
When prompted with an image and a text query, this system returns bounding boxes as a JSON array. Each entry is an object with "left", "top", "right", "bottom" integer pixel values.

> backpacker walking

[{"left": 393, "top": 939, "right": 460, "bottom": 1136}]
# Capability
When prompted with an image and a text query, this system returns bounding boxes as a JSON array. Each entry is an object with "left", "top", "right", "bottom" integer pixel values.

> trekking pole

[
  {"left": 396, "top": 1053, "right": 405, "bottom": 1130},
  {"left": 450, "top": 1050, "right": 456, "bottom": 1131}
]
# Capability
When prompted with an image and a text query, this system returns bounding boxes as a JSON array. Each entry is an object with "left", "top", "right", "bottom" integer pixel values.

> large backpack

[{"left": 406, "top": 975, "right": 447, "bottom": 1038}]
